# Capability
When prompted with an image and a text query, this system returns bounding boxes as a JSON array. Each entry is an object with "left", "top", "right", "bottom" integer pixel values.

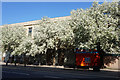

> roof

[{"left": 0, "top": 16, "right": 71, "bottom": 27}]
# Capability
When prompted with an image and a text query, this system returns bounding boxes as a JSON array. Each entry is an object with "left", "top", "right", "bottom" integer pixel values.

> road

[{"left": 1, "top": 65, "right": 120, "bottom": 80}]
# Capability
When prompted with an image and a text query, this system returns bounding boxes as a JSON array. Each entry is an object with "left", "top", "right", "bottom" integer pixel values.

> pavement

[
  {"left": 1, "top": 62, "right": 120, "bottom": 72},
  {"left": 1, "top": 62, "right": 120, "bottom": 80}
]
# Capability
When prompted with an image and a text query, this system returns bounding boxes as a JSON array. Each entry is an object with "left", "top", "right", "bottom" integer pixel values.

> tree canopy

[
  {"left": 0, "top": 1, "right": 119, "bottom": 57},
  {"left": 1, "top": 25, "right": 26, "bottom": 53},
  {"left": 70, "top": 1, "right": 120, "bottom": 54}
]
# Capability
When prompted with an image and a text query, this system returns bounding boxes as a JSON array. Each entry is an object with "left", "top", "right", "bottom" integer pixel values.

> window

[{"left": 28, "top": 27, "right": 32, "bottom": 36}]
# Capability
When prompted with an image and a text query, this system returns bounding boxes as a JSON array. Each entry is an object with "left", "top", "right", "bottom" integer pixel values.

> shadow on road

[{"left": 2, "top": 64, "right": 120, "bottom": 80}]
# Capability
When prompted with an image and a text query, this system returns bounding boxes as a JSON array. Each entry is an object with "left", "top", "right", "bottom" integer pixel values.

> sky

[{"left": 2, "top": 2, "right": 104, "bottom": 25}]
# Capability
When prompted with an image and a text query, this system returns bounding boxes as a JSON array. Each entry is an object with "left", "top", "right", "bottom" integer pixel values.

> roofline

[{"left": 0, "top": 16, "right": 71, "bottom": 27}]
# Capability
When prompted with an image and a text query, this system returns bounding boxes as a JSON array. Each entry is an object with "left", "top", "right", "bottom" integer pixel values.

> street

[{"left": 1, "top": 65, "right": 120, "bottom": 80}]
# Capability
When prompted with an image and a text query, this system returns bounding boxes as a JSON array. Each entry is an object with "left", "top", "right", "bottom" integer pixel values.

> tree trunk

[
  {"left": 97, "top": 42, "right": 104, "bottom": 68},
  {"left": 14, "top": 55, "right": 17, "bottom": 66},
  {"left": 55, "top": 51, "right": 58, "bottom": 66},
  {"left": 53, "top": 57, "right": 55, "bottom": 66},
  {"left": 6, "top": 61, "right": 8, "bottom": 66},
  {"left": 38, "top": 54, "right": 41, "bottom": 65},
  {"left": 15, "top": 62, "right": 16, "bottom": 66},
  {"left": 53, "top": 48, "right": 58, "bottom": 66},
  {"left": 52, "top": 49, "right": 55, "bottom": 66},
  {"left": 58, "top": 49, "right": 65, "bottom": 66},
  {"left": 23, "top": 54, "right": 26, "bottom": 67}
]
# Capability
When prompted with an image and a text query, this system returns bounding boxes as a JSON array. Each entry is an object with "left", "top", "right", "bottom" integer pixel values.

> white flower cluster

[
  {"left": 70, "top": 1, "right": 120, "bottom": 54},
  {"left": 1, "top": 25, "right": 26, "bottom": 54},
  {"left": 0, "top": 1, "right": 119, "bottom": 57}
]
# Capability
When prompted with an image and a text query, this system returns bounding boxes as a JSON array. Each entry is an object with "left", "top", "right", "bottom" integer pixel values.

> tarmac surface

[{"left": 1, "top": 62, "right": 120, "bottom": 80}]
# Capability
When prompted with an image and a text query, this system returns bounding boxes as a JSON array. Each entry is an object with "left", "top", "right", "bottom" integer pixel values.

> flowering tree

[
  {"left": 11, "top": 37, "right": 33, "bottom": 66},
  {"left": 70, "top": 1, "right": 120, "bottom": 54},
  {"left": 1, "top": 25, "right": 26, "bottom": 52},
  {"left": 0, "top": 28, "right": 2, "bottom": 49},
  {"left": 1, "top": 1, "right": 119, "bottom": 67},
  {"left": 33, "top": 17, "right": 74, "bottom": 65},
  {"left": 11, "top": 37, "right": 32, "bottom": 55},
  {"left": 1, "top": 25, "right": 26, "bottom": 65},
  {"left": 33, "top": 17, "right": 74, "bottom": 52}
]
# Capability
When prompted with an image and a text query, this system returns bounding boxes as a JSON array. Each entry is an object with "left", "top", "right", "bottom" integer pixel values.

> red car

[
  {"left": 75, "top": 49, "right": 101, "bottom": 71},
  {"left": 64, "top": 49, "right": 102, "bottom": 71}
]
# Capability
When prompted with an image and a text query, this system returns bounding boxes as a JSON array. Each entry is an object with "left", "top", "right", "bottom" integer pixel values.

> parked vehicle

[{"left": 64, "top": 48, "right": 102, "bottom": 71}]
